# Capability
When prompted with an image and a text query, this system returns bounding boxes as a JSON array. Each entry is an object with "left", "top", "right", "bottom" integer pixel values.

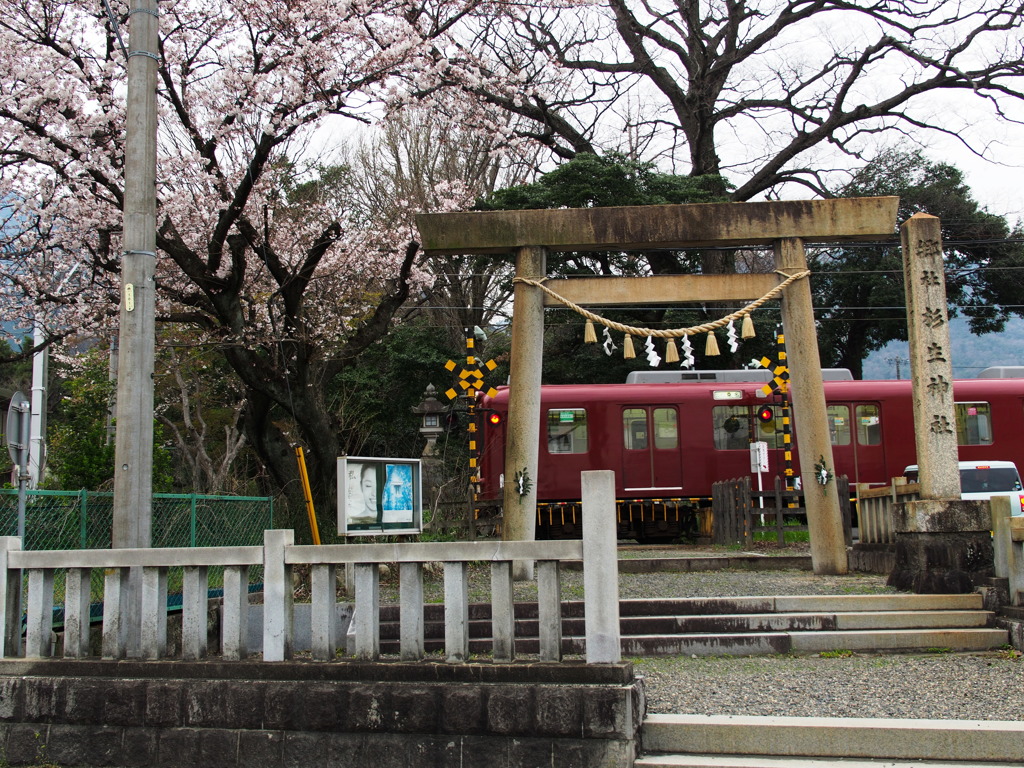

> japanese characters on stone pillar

[{"left": 902, "top": 213, "right": 960, "bottom": 500}]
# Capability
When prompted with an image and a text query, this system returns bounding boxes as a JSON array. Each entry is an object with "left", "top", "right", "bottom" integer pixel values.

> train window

[
  {"left": 713, "top": 405, "right": 750, "bottom": 450},
  {"left": 828, "top": 405, "right": 851, "bottom": 446},
  {"left": 547, "top": 409, "right": 589, "bottom": 454},
  {"left": 855, "top": 404, "right": 881, "bottom": 446},
  {"left": 653, "top": 408, "right": 678, "bottom": 449},
  {"left": 954, "top": 402, "right": 992, "bottom": 445},
  {"left": 623, "top": 408, "right": 648, "bottom": 450}
]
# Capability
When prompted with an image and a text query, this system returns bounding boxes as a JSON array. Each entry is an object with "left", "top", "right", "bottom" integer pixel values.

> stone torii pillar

[
  {"left": 504, "top": 246, "right": 546, "bottom": 579},
  {"left": 416, "top": 197, "right": 899, "bottom": 576},
  {"left": 775, "top": 237, "right": 848, "bottom": 574}
]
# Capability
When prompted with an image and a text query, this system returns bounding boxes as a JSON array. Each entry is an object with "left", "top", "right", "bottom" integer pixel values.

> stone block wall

[
  {"left": 847, "top": 543, "right": 896, "bottom": 574},
  {"left": 0, "top": 660, "right": 643, "bottom": 767}
]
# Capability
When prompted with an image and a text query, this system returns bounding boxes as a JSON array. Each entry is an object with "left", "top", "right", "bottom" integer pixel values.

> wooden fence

[
  {"left": 856, "top": 479, "right": 921, "bottom": 545},
  {"left": 712, "top": 475, "right": 852, "bottom": 547}
]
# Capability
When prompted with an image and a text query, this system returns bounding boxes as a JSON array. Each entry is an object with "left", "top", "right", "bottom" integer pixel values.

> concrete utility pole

[
  {"left": 28, "top": 322, "right": 47, "bottom": 488},
  {"left": 112, "top": 0, "right": 159, "bottom": 551}
]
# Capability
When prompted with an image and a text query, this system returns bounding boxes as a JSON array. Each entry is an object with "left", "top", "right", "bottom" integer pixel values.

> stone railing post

[
  {"left": 0, "top": 536, "right": 22, "bottom": 658},
  {"left": 182, "top": 565, "right": 209, "bottom": 660},
  {"left": 994, "top": 494, "right": 1024, "bottom": 606},
  {"left": 353, "top": 562, "right": 381, "bottom": 660},
  {"left": 1011, "top": 519, "right": 1024, "bottom": 607},
  {"left": 64, "top": 567, "right": 93, "bottom": 658},
  {"left": 992, "top": 497, "right": 1013, "bottom": 580},
  {"left": 582, "top": 470, "right": 621, "bottom": 663},
  {"left": 444, "top": 562, "right": 469, "bottom": 662},
  {"left": 490, "top": 560, "right": 515, "bottom": 662},
  {"left": 399, "top": 562, "right": 424, "bottom": 661},
  {"left": 263, "top": 529, "right": 294, "bottom": 662},
  {"left": 311, "top": 563, "right": 338, "bottom": 661},
  {"left": 25, "top": 567, "right": 55, "bottom": 658},
  {"left": 102, "top": 567, "right": 131, "bottom": 659},
  {"left": 221, "top": 565, "right": 249, "bottom": 661},
  {"left": 141, "top": 566, "right": 169, "bottom": 660},
  {"left": 537, "top": 560, "right": 562, "bottom": 662}
]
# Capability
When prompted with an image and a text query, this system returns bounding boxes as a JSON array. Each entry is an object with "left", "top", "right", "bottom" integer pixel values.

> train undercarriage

[{"left": 533, "top": 498, "right": 709, "bottom": 543}]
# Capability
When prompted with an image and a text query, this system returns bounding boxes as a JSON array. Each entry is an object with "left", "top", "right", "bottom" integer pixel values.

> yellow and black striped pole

[
  {"left": 776, "top": 332, "right": 796, "bottom": 498},
  {"left": 758, "top": 329, "right": 794, "bottom": 501},
  {"left": 443, "top": 329, "right": 497, "bottom": 500}
]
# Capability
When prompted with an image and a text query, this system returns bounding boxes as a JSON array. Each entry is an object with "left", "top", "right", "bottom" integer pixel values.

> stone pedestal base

[{"left": 886, "top": 499, "right": 994, "bottom": 594}]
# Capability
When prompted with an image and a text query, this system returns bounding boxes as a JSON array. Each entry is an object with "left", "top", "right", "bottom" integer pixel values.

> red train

[{"left": 475, "top": 369, "right": 1024, "bottom": 541}]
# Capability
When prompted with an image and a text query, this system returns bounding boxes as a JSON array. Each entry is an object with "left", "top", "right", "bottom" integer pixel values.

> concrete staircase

[
  {"left": 377, "top": 593, "right": 1008, "bottom": 657},
  {"left": 637, "top": 713, "right": 1024, "bottom": 767}
]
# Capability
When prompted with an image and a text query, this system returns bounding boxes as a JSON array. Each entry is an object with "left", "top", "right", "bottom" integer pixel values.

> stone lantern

[{"left": 411, "top": 384, "right": 447, "bottom": 457}]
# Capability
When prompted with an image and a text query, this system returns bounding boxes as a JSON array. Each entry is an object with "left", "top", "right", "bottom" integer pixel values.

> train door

[
  {"left": 827, "top": 401, "right": 886, "bottom": 486},
  {"left": 621, "top": 406, "right": 683, "bottom": 491}
]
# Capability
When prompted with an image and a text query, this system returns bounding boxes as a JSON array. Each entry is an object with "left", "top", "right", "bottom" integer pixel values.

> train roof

[
  {"left": 976, "top": 366, "right": 1024, "bottom": 379},
  {"left": 480, "top": 374, "right": 1024, "bottom": 405},
  {"left": 625, "top": 368, "right": 853, "bottom": 383}
]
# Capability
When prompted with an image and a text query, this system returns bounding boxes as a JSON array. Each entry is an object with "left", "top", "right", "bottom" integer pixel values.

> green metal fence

[{"left": 0, "top": 490, "right": 274, "bottom": 550}]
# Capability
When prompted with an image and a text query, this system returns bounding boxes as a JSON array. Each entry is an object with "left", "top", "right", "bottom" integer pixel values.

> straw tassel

[
  {"left": 584, "top": 319, "right": 598, "bottom": 343},
  {"left": 623, "top": 334, "right": 636, "bottom": 359},
  {"left": 705, "top": 331, "right": 720, "bottom": 356},
  {"left": 741, "top": 313, "right": 755, "bottom": 340},
  {"left": 665, "top": 338, "right": 679, "bottom": 364}
]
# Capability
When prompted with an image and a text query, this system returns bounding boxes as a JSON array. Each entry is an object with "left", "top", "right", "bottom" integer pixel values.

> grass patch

[{"left": 819, "top": 649, "right": 854, "bottom": 658}]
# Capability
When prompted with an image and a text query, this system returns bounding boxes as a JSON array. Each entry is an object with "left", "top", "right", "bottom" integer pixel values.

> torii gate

[{"left": 417, "top": 197, "right": 899, "bottom": 575}]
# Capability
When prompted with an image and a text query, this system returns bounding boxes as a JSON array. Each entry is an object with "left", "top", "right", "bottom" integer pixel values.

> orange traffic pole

[{"left": 295, "top": 445, "right": 321, "bottom": 545}]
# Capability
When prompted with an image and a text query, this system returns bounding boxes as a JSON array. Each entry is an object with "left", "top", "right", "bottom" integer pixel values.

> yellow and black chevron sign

[
  {"left": 758, "top": 357, "right": 790, "bottom": 396},
  {"left": 757, "top": 331, "right": 789, "bottom": 395},
  {"left": 443, "top": 336, "right": 498, "bottom": 400}
]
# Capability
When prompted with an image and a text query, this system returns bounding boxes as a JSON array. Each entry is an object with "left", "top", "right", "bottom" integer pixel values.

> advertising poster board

[{"left": 337, "top": 456, "right": 422, "bottom": 536}]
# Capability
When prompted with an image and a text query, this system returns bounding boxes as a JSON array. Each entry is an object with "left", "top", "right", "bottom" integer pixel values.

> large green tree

[{"left": 812, "top": 149, "right": 1024, "bottom": 378}]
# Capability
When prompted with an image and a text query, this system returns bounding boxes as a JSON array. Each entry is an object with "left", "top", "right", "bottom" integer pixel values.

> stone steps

[
  {"left": 637, "top": 757, "right": 1017, "bottom": 768},
  {"left": 637, "top": 714, "right": 1024, "bottom": 767},
  {"left": 374, "top": 593, "right": 1008, "bottom": 657}
]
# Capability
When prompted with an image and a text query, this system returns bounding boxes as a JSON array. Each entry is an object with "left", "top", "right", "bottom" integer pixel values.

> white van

[{"left": 903, "top": 461, "right": 1024, "bottom": 515}]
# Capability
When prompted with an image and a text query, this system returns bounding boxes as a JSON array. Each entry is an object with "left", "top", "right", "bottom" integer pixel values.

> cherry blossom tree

[
  {"left": 0, "top": 0, "right": 509, "bottom": 531},
  {"left": 344, "top": 108, "right": 544, "bottom": 349}
]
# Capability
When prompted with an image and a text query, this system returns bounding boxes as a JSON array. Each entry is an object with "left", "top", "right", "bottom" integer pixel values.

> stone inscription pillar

[
  {"left": 889, "top": 213, "right": 993, "bottom": 593},
  {"left": 503, "top": 246, "right": 546, "bottom": 579},
  {"left": 902, "top": 213, "right": 960, "bottom": 499},
  {"left": 774, "top": 238, "right": 848, "bottom": 575}
]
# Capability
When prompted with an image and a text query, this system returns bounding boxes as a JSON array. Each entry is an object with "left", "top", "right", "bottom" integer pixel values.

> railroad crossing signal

[
  {"left": 443, "top": 333, "right": 498, "bottom": 401},
  {"left": 757, "top": 331, "right": 789, "bottom": 395},
  {"left": 756, "top": 332, "right": 796, "bottom": 499},
  {"left": 758, "top": 360, "right": 789, "bottom": 396},
  {"left": 443, "top": 332, "right": 497, "bottom": 489},
  {"left": 444, "top": 357, "right": 498, "bottom": 401}
]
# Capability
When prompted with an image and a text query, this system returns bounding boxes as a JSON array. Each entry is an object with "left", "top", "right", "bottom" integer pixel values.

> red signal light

[
  {"left": 488, "top": 412, "right": 502, "bottom": 426},
  {"left": 756, "top": 406, "right": 774, "bottom": 423}
]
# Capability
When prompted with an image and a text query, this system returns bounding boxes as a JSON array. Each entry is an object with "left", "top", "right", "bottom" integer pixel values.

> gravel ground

[
  {"left": 372, "top": 545, "right": 1024, "bottom": 721},
  {"left": 635, "top": 652, "right": 1024, "bottom": 721},
  {"left": 615, "top": 549, "right": 1024, "bottom": 722}
]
